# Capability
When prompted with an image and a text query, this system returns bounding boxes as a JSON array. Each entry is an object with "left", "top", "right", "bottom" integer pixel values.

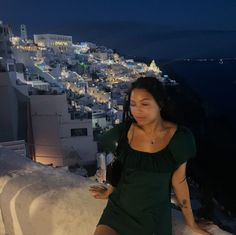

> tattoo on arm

[{"left": 179, "top": 199, "right": 188, "bottom": 209}]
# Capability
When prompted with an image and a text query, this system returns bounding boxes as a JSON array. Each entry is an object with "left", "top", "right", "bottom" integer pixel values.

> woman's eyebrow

[{"left": 130, "top": 98, "right": 151, "bottom": 102}]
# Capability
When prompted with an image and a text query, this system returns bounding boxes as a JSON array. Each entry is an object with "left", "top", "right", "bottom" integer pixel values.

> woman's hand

[
  {"left": 187, "top": 220, "right": 214, "bottom": 235},
  {"left": 89, "top": 185, "right": 110, "bottom": 199}
]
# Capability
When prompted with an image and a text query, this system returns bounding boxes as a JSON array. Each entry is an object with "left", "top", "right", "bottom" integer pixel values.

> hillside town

[{"left": 0, "top": 21, "right": 176, "bottom": 167}]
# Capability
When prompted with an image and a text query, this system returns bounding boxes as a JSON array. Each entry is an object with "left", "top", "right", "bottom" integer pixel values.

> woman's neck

[{"left": 136, "top": 119, "right": 165, "bottom": 135}]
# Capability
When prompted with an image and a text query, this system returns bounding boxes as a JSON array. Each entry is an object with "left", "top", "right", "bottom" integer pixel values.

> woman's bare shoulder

[{"left": 163, "top": 121, "right": 177, "bottom": 132}]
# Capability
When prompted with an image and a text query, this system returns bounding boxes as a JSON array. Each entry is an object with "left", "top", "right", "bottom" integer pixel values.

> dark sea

[
  {"left": 158, "top": 59, "right": 236, "bottom": 218},
  {"left": 159, "top": 59, "right": 236, "bottom": 126}
]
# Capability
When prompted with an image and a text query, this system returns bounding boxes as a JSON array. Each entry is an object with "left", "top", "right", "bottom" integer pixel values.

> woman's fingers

[
  {"left": 89, "top": 185, "right": 108, "bottom": 199},
  {"left": 90, "top": 191, "right": 101, "bottom": 198},
  {"left": 89, "top": 185, "right": 107, "bottom": 193},
  {"left": 197, "top": 219, "right": 215, "bottom": 231},
  {"left": 92, "top": 191, "right": 106, "bottom": 199}
]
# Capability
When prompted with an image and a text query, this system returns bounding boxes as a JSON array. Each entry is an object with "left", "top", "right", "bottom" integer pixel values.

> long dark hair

[
  {"left": 122, "top": 76, "right": 169, "bottom": 124},
  {"left": 122, "top": 76, "right": 206, "bottom": 127}
]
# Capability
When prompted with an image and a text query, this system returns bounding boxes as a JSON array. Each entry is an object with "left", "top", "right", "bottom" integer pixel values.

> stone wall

[{"left": 0, "top": 148, "right": 232, "bottom": 235}]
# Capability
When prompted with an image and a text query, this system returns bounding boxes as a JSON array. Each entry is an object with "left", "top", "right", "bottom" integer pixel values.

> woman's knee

[{"left": 94, "top": 224, "right": 119, "bottom": 235}]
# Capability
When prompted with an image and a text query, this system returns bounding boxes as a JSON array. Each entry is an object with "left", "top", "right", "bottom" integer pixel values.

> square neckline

[{"left": 126, "top": 124, "right": 180, "bottom": 155}]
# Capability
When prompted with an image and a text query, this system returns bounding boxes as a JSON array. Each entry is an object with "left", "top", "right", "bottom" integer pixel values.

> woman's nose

[{"left": 133, "top": 105, "right": 143, "bottom": 113}]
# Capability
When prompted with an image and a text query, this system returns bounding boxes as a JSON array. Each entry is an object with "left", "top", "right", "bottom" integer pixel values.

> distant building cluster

[{"left": 0, "top": 20, "right": 176, "bottom": 168}]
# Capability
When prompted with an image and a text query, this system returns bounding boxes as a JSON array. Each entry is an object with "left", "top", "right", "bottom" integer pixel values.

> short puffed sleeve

[{"left": 169, "top": 126, "right": 196, "bottom": 168}]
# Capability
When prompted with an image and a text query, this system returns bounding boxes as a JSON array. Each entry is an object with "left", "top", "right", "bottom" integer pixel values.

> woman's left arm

[{"left": 172, "top": 163, "right": 212, "bottom": 235}]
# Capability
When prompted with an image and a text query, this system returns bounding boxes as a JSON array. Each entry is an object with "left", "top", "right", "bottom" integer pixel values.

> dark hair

[
  {"left": 122, "top": 77, "right": 169, "bottom": 124},
  {"left": 122, "top": 76, "right": 207, "bottom": 127}
]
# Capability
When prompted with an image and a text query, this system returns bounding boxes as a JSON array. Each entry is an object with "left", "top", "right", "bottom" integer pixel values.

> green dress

[{"left": 97, "top": 123, "right": 196, "bottom": 235}]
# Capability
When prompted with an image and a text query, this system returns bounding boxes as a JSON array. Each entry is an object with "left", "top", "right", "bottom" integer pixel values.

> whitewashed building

[
  {"left": 30, "top": 93, "right": 97, "bottom": 166},
  {"left": 34, "top": 34, "right": 73, "bottom": 53}
]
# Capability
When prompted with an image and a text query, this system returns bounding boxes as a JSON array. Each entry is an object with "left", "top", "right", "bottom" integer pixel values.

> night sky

[{"left": 2, "top": 0, "right": 236, "bottom": 59}]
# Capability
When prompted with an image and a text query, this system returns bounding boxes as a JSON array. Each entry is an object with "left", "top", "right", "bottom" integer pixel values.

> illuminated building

[
  {"left": 20, "top": 24, "right": 27, "bottom": 41},
  {"left": 34, "top": 34, "right": 72, "bottom": 53},
  {"left": 148, "top": 60, "right": 162, "bottom": 76},
  {"left": 30, "top": 93, "right": 97, "bottom": 166}
]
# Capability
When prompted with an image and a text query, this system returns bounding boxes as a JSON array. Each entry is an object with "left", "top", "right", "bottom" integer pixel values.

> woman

[{"left": 90, "top": 77, "right": 211, "bottom": 235}]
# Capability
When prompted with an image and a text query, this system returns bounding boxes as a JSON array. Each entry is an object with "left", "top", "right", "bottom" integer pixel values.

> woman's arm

[{"left": 172, "top": 163, "right": 212, "bottom": 235}]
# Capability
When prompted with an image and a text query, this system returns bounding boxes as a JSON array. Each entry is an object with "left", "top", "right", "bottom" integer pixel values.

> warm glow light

[
  {"left": 10, "top": 36, "right": 20, "bottom": 45},
  {"left": 16, "top": 45, "right": 37, "bottom": 51},
  {"left": 54, "top": 41, "right": 69, "bottom": 46},
  {"left": 37, "top": 42, "right": 45, "bottom": 47}
]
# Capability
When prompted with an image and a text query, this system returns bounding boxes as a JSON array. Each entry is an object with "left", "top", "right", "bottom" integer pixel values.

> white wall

[
  {"left": 30, "top": 94, "right": 65, "bottom": 166},
  {"left": 0, "top": 148, "right": 105, "bottom": 235},
  {"left": 0, "top": 72, "right": 19, "bottom": 141},
  {"left": 0, "top": 148, "right": 231, "bottom": 235},
  {"left": 30, "top": 94, "right": 97, "bottom": 166},
  {"left": 60, "top": 119, "right": 97, "bottom": 165}
]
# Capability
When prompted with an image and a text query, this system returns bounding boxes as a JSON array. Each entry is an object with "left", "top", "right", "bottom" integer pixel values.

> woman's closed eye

[{"left": 130, "top": 103, "right": 150, "bottom": 107}]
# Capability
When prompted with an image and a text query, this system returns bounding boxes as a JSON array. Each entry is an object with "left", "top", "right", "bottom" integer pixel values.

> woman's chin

[{"left": 135, "top": 118, "right": 146, "bottom": 125}]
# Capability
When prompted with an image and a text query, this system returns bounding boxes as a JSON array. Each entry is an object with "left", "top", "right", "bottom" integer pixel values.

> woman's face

[{"left": 130, "top": 88, "right": 161, "bottom": 125}]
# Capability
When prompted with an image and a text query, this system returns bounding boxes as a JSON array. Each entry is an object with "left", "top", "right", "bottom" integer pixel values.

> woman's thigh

[{"left": 94, "top": 224, "right": 120, "bottom": 235}]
